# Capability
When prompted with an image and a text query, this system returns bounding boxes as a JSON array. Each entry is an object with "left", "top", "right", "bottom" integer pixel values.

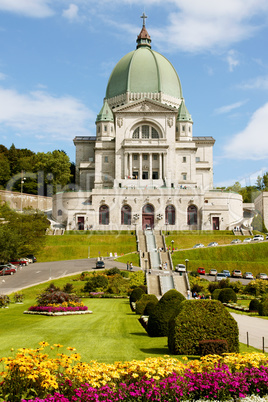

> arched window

[
  {"left": 132, "top": 125, "right": 160, "bottom": 139},
  {"left": 142, "top": 204, "right": 154, "bottom": 214},
  {"left": 99, "top": 205, "right": 109, "bottom": 225},
  {"left": 121, "top": 205, "right": 131, "bottom": 225},
  {"left": 188, "top": 205, "right": 197, "bottom": 225},
  {"left": 57, "top": 209, "right": 62, "bottom": 216},
  {"left": 165, "top": 205, "right": 175, "bottom": 225}
]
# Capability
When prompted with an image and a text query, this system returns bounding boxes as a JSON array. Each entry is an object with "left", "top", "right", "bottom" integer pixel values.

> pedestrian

[
  {"left": 127, "top": 261, "right": 129, "bottom": 271},
  {"left": 130, "top": 262, "right": 133, "bottom": 270},
  {"left": 159, "top": 263, "right": 162, "bottom": 270},
  {"left": 187, "top": 289, "right": 190, "bottom": 300}
]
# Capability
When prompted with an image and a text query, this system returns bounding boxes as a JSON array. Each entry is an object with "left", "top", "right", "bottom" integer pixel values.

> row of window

[
  {"left": 103, "top": 155, "right": 201, "bottom": 164},
  {"left": 99, "top": 204, "right": 198, "bottom": 225}
]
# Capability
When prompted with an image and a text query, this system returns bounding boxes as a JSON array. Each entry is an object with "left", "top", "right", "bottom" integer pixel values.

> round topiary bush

[
  {"left": 249, "top": 298, "right": 260, "bottom": 312},
  {"left": 129, "top": 287, "right": 145, "bottom": 304},
  {"left": 135, "top": 294, "right": 158, "bottom": 315},
  {"left": 83, "top": 275, "right": 109, "bottom": 293},
  {"left": 212, "top": 288, "right": 222, "bottom": 300},
  {"left": 144, "top": 300, "right": 158, "bottom": 316},
  {"left": 168, "top": 299, "right": 239, "bottom": 355},
  {"left": 147, "top": 289, "right": 185, "bottom": 337},
  {"left": 258, "top": 300, "right": 268, "bottom": 316},
  {"left": 218, "top": 288, "right": 237, "bottom": 304},
  {"left": 106, "top": 267, "right": 121, "bottom": 276}
]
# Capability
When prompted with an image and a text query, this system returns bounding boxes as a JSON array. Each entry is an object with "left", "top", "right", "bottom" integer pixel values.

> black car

[{"left": 95, "top": 260, "right": 105, "bottom": 269}]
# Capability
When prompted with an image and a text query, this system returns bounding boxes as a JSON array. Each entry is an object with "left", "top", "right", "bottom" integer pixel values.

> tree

[{"left": 0, "top": 153, "right": 11, "bottom": 187}]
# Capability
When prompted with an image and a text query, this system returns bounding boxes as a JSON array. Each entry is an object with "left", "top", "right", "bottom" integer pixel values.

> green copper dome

[{"left": 105, "top": 42, "right": 182, "bottom": 101}]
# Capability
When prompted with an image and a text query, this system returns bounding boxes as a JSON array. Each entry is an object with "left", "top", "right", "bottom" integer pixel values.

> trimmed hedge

[
  {"left": 129, "top": 287, "right": 145, "bottom": 304},
  {"left": 168, "top": 299, "right": 239, "bottom": 355},
  {"left": 199, "top": 339, "right": 228, "bottom": 356},
  {"left": 144, "top": 300, "right": 158, "bottom": 316},
  {"left": 258, "top": 300, "right": 268, "bottom": 316},
  {"left": 218, "top": 288, "right": 237, "bottom": 304},
  {"left": 147, "top": 290, "right": 185, "bottom": 337},
  {"left": 135, "top": 294, "right": 158, "bottom": 315},
  {"left": 211, "top": 288, "right": 221, "bottom": 300},
  {"left": 249, "top": 298, "right": 260, "bottom": 312}
]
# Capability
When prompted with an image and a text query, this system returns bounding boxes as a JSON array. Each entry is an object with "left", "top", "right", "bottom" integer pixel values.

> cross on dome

[{"left": 141, "top": 12, "right": 147, "bottom": 27}]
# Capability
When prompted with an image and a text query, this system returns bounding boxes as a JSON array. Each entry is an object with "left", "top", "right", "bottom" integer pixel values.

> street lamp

[
  {"left": 185, "top": 259, "right": 189, "bottom": 272},
  {"left": 171, "top": 240, "right": 174, "bottom": 253},
  {"left": 20, "top": 170, "right": 26, "bottom": 212}
]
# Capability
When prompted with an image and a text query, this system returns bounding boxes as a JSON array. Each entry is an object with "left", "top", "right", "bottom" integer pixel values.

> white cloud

[
  {"left": 62, "top": 4, "right": 79, "bottom": 21},
  {"left": 239, "top": 75, "right": 268, "bottom": 90},
  {"left": 226, "top": 50, "right": 240, "bottom": 71},
  {"left": 214, "top": 100, "right": 248, "bottom": 115},
  {"left": 0, "top": 87, "right": 95, "bottom": 141},
  {"left": 0, "top": 0, "right": 54, "bottom": 18},
  {"left": 0, "top": 72, "right": 7, "bottom": 80},
  {"left": 107, "top": 0, "right": 268, "bottom": 53},
  {"left": 224, "top": 102, "right": 268, "bottom": 159}
]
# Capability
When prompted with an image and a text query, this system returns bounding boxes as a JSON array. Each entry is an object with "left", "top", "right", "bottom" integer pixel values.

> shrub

[
  {"left": 229, "top": 281, "right": 243, "bottom": 294},
  {"left": 45, "top": 283, "right": 60, "bottom": 292},
  {"left": 249, "top": 298, "right": 260, "bottom": 312},
  {"left": 36, "top": 290, "right": 80, "bottom": 306},
  {"left": 144, "top": 300, "right": 158, "bottom": 316},
  {"left": 129, "top": 287, "right": 145, "bottom": 304},
  {"left": 208, "top": 282, "right": 219, "bottom": 294},
  {"left": 191, "top": 284, "right": 202, "bottom": 294},
  {"left": 107, "top": 274, "right": 129, "bottom": 295},
  {"left": 218, "top": 278, "right": 231, "bottom": 289},
  {"left": 147, "top": 290, "right": 185, "bottom": 337},
  {"left": 106, "top": 268, "right": 121, "bottom": 276},
  {"left": 199, "top": 339, "right": 228, "bottom": 356},
  {"left": 63, "top": 283, "right": 74, "bottom": 293},
  {"left": 218, "top": 288, "right": 237, "bottom": 303},
  {"left": 0, "top": 295, "right": 10, "bottom": 308},
  {"left": 168, "top": 300, "right": 239, "bottom": 355},
  {"left": 135, "top": 294, "right": 158, "bottom": 315},
  {"left": 120, "top": 271, "right": 129, "bottom": 278},
  {"left": 83, "top": 275, "right": 108, "bottom": 293},
  {"left": 190, "top": 271, "right": 199, "bottom": 277},
  {"left": 258, "top": 300, "right": 268, "bottom": 316},
  {"left": 212, "top": 288, "right": 222, "bottom": 300},
  {"left": 13, "top": 293, "right": 24, "bottom": 303}
]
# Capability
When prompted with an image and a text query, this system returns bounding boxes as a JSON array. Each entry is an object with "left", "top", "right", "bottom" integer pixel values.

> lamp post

[
  {"left": 171, "top": 239, "right": 174, "bottom": 253},
  {"left": 20, "top": 170, "right": 26, "bottom": 212},
  {"left": 185, "top": 259, "right": 189, "bottom": 273}
]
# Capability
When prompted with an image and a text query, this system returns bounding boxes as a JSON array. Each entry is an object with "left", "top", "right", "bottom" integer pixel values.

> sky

[{"left": 0, "top": 0, "right": 268, "bottom": 188}]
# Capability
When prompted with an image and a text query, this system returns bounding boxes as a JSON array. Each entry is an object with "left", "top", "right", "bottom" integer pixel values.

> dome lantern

[{"left": 136, "top": 13, "right": 151, "bottom": 49}]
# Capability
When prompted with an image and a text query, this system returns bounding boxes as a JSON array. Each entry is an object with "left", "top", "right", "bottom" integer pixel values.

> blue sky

[{"left": 0, "top": 0, "right": 268, "bottom": 188}]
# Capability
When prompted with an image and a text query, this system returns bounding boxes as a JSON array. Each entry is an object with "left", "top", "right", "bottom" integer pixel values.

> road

[
  {"left": 0, "top": 258, "right": 139, "bottom": 295},
  {"left": 231, "top": 312, "right": 268, "bottom": 352}
]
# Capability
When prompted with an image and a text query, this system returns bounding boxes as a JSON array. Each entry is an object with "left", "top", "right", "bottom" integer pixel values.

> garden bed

[{"left": 24, "top": 310, "right": 92, "bottom": 316}]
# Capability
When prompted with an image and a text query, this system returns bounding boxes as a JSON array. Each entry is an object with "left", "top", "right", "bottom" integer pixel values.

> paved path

[
  {"left": 0, "top": 258, "right": 140, "bottom": 295},
  {"left": 231, "top": 312, "right": 268, "bottom": 352}
]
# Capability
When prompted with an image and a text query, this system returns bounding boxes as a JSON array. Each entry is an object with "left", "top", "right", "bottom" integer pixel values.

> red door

[
  {"left": 142, "top": 204, "right": 154, "bottom": 230},
  {"left": 77, "top": 216, "right": 84, "bottom": 230}
]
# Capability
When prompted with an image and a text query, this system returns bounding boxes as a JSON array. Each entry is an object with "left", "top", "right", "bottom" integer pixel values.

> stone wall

[{"left": 0, "top": 190, "right": 52, "bottom": 211}]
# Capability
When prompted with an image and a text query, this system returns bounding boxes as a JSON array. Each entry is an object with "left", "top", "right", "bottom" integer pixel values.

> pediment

[{"left": 114, "top": 98, "right": 177, "bottom": 115}]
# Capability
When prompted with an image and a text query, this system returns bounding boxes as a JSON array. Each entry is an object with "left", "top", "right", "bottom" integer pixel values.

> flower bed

[
  {"left": 0, "top": 343, "right": 268, "bottom": 401},
  {"left": 24, "top": 305, "right": 91, "bottom": 316}
]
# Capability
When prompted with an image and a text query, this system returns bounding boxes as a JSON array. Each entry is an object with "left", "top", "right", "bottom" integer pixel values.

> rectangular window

[
  {"left": 182, "top": 125, "right": 185, "bottom": 132},
  {"left": 183, "top": 156, "right": 186, "bottom": 163},
  {"left": 133, "top": 154, "right": 138, "bottom": 161},
  {"left": 143, "top": 154, "right": 148, "bottom": 161},
  {"left": 132, "top": 171, "right": 138, "bottom": 179},
  {"left": 142, "top": 125, "right": 149, "bottom": 138},
  {"left": 142, "top": 171, "right": 148, "bottom": 179},
  {"left": 104, "top": 125, "right": 107, "bottom": 132},
  {"left": 152, "top": 171, "right": 158, "bottom": 179},
  {"left": 196, "top": 157, "right": 200, "bottom": 162},
  {"left": 153, "top": 154, "right": 158, "bottom": 160},
  {"left": 182, "top": 173, "right": 187, "bottom": 180},
  {"left": 104, "top": 156, "right": 108, "bottom": 163}
]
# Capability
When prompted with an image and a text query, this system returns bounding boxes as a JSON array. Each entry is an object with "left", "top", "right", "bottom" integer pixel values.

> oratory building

[{"left": 53, "top": 16, "right": 244, "bottom": 231}]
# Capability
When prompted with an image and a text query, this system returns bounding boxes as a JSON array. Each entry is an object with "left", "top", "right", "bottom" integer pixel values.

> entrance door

[
  {"left": 212, "top": 217, "right": 219, "bottom": 230},
  {"left": 77, "top": 216, "right": 84, "bottom": 230},
  {"left": 142, "top": 204, "right": 154, "bottom": 230}
]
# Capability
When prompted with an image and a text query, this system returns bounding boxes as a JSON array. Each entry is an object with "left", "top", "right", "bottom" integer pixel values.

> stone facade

[
  {"left": 0, "top": 190, "right": 52, "bottom": 211},
  {"left": 254, "top": 192, "right": 268, "bottom": 230}
]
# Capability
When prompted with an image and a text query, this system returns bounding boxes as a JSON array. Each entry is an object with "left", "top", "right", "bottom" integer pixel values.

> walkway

[{"left": 231, "top": 312, "right": 268, "bottom": 352}]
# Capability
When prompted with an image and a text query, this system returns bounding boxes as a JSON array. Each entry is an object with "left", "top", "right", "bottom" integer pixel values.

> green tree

[{"left": 0, "top": 153, "right": 11, "bottom": 187}]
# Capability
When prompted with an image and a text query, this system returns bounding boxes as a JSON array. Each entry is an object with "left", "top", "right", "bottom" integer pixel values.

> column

[
  {"left": 149, "top": 153, "right": 152, "bottom": 179},
  {"left": 129, "top": 153, "right": 132, "bottom": 178},
  {"left": 139, "top": 153, "right": 142, "bottom": 179},
  {"left": 124, "top": 153, "right": 128, "bottom": 178},
  {"left": 159, "top": 153, "right": 162, "bottom": 180}
]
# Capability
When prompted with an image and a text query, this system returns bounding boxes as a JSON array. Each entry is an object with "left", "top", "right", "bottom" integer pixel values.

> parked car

[
  {"left": 193, "top": 243, "right": 204, "bottom": 249},
  {"left": 243, "top": 238, "right": 252, "bottom": 243},
  {"left": 0, "top": 266, "right": 16, "bottom": 275},
  {"left": 26, "top": 254, "right": 37, "bottom": 263},
  {"left": 209, "top": 269, "right": 217, "bottom": 276},
  {"left": 175, "top": 264, "right": 186, "bottom": 272},
  {"left": 221, "top": 269, "right": 230, "bottom": 277},
  {"left": 253, "top": 235, "right": 264, "bottom": 241},
  {"left": 231, "top": 239, "right": 241, "bottom": 244},
  {"left": 232, "top": 269, "right": 242, "bottom": 278},
  {"left": 215, "top": 273, "right": 227, "bottom": 281},
  {"left": 95, "top": 260, "right": 105, "bottom": 269},
  {"left": 256, "top": 273, "right": 268, "bottom": 280},
  {"left": 243, "top": 272, "right": 254, "bottom": 279},
  {"left": 9, "top": 259, "right": 23, "bottom": 266},
  {"left": 20, "top": 258, "right": 29, "bottom": 266},
  {"left": 197, "top": 267, "right": 206, "bottom": 275},
  {"left": 208, "top": 242, "right": 218, "bottom": 247}
]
